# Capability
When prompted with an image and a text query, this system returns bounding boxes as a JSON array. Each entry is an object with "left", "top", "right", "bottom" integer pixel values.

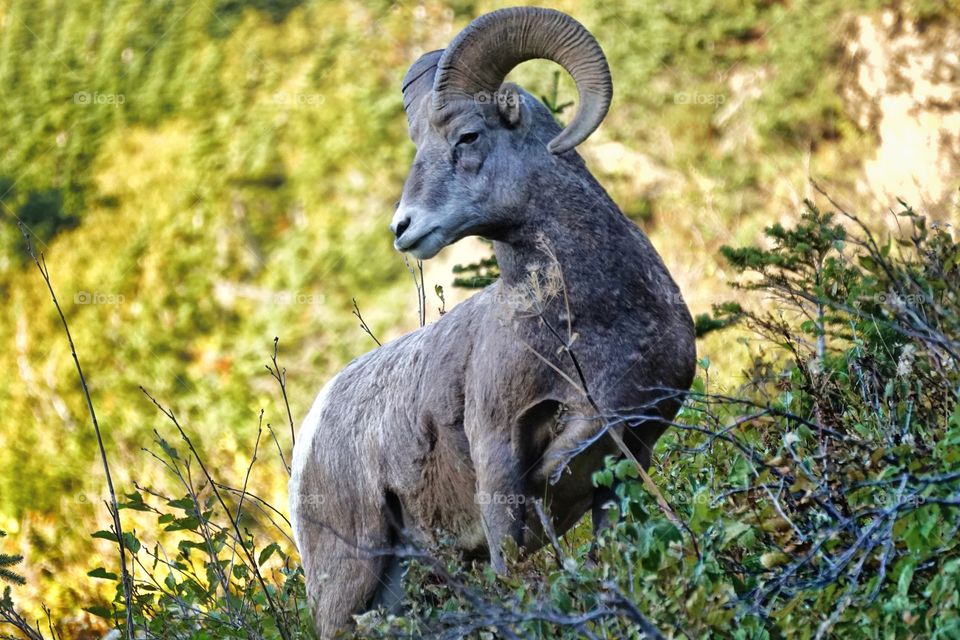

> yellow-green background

[{"left": 0, "top": 0, "right": 956, "bottom": 620}]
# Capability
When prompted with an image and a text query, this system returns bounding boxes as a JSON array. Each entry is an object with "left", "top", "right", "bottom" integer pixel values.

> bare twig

[
  {"left": 402, "top": 256, "right": 427, "bottom": 327},
  {"left": 226, "top": 413, "right": 264, "bottom": 590},
  {"left": 266, "top": 424, "right": 291, "bottom": 476},
  {"left": 352, "top": 298, "right": 382, "bottom": 346},
  {"left": 266, "top": 337, "right": 296, "bottom": 448}
]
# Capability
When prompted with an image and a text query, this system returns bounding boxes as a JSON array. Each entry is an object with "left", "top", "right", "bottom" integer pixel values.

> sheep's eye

[{"left": 456, "top": 131, "right": 480, "bottom": 146}]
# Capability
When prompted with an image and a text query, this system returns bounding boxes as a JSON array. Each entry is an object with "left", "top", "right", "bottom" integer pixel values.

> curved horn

[{"left": 432, "top": 7, "right": 612, "bottom": 155}]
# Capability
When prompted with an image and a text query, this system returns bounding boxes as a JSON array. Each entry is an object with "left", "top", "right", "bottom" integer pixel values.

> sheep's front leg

[{"left": 473, "top": 431, "right": 525, "bottom": 574}]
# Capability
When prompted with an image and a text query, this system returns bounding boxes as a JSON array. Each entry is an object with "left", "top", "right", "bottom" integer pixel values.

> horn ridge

[{"left": 431, "top": 7, "right": 612, "bottom": 154}]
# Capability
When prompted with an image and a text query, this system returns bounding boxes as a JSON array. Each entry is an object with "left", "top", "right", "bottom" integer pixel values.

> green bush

[{"left": 84, "top": 426, "right": 313, "bottom": 640}]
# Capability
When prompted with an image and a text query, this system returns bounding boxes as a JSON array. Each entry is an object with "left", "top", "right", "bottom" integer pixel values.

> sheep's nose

[{"left": 392, "top": 216, "right": 411, "bottom": 239}]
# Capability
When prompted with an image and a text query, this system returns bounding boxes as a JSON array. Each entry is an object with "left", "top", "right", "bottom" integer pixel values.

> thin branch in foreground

[
  {"left": 402, "top": 256, "right": 427, "bottom": 327},
  {"left": 139, "top": 387, "right": 292, "bottom": 640},
  {"left": 226, "top": 411, "right": 264, "bottom": 593},
  {"left": 0, "top": 593, "right": 45, "bottom": 640},
  {"left": 352, "top": 298, "right": 382, "bottom": 346},
  {"left": 266, "top": 337, "right": 296, "bottom": 448},
  {"left": 266, "top": 423, "right": 291, "bottom": 476},
  {"left": 18, "top": 222, "right": 134, "bottom": 639}
]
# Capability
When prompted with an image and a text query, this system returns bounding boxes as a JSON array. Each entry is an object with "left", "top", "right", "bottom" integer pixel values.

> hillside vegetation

[{"left": 0, "top": 0, "right": 958, "bottom": 636}]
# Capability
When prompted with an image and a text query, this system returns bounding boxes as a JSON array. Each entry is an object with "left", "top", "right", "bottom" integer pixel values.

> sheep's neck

[{"left": 492, "top": 198, "right": 632, "bottom": 304}]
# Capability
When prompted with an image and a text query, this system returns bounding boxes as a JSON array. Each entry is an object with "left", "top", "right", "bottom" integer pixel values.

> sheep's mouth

[{"left": 395, "top": 225, "right": 441, "bottom": 253}]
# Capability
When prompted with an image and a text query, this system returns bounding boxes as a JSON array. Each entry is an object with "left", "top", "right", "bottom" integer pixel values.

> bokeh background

[{"left": 1, "top": 0, "right": 958, "bottom": 624}]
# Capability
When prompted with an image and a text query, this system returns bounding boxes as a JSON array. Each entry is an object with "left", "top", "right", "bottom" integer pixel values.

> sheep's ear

[{"left": 496, "top": 84, "right": 522, "bottom": 128}]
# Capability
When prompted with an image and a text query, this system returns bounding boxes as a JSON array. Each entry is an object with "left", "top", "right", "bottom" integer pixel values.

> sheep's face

[{"left": 391, "top": 85, "right": 559, "bottom": 260}]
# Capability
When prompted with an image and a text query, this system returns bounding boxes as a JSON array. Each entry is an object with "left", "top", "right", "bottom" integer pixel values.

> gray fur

[{"left": 289, "top": 17, "right": 696, "bottom": 639}]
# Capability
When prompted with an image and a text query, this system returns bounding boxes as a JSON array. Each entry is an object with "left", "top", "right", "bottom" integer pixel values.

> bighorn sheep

[{"left": 289, "top": 7, "right": 696, "bottom": 636}]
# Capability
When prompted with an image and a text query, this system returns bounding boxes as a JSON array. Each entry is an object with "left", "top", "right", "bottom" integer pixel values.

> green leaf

[
  {"left": 167, "top": 497, "right": 196, "bottom": 511},
  {"left": 258, "top": 542, "right": 282, "bottom": 566},
  {"left": 118, "top": 491, "right": 152, "bottom": 512},
  {"left": 122, "top": 531, "right": 141, "bottom": 554},
  {"left": 87, "top": 567, "right": 118, "bottom": 581},
  {"left": 593, "top": 468, "right": 614, "bottom": 488},
  {"left": 723, "top": 520, "right": 751, "bottom": 546},
  {"left": 91, "top": 530, "right": 118, "bottom": 543},
  {"left": 858, "top": 255, "right": 879, "bottom": 273},
  {"left": 157, "top": 436, "right": 180, "bottom": 460},
  {"left": 83, "top": 605, "right": 113, "bottom": 619},
  {"left": 613, "top": 459, "right": 638, "bottom": 481},
  {"left": 898, "top": 558, "right": 917, "bottom": 596},
  {"left": 165, "top": 516, "right": 201, "bottom": 532}
]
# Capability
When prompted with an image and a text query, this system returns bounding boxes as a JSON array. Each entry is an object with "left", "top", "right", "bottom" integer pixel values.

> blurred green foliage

[{"left": 0, "top": 0, "right": 957, "bottom": 628}]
